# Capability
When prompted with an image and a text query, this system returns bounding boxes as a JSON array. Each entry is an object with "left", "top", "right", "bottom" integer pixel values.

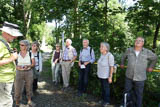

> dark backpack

[{"left": 0, "top": 39, "right": 13, "bottom": 53}]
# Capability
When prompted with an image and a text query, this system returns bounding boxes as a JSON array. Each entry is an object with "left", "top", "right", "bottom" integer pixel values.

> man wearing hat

[{"left": 0, "top": 21, "right": 23, "bottom": 107}]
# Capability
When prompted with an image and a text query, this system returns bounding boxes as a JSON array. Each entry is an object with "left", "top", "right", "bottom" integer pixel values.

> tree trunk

[
  {"left": 104, "top": 0, "right": 108, "bottom": 40},
  {"left": 23, "top": 0, "right": 32, "bottom": 37},
  {"left": 73, "top": 0, "right": 79, "bottom": 38},
  {"left": 152, "top": 23, "right": 160, "bottom": 51}
]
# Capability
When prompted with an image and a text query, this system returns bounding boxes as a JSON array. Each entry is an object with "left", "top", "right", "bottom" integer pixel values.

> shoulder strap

[
  {"left": 90, "top": 47, "right": 92, "bottom": 56},
  {"left": 0, "top": 39, "right": 13, "bottom": 53},
  {"left": 15, "top": 52, "right": 19, "bottom": 65},
  {"left": 108, "top": 53, "right": 110, "bottom": 66},
  {"left": 37, "top": 51, "right": 39, "bottom": 60},
  {"left": 29, "top": 51, "right": 32, "bottom": 64}
]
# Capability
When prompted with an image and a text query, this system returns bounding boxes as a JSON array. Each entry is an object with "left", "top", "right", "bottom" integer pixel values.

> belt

[
  {"left": 81, "top": 61, "right": 89, "bottom": 63},
  {"left": 63, "top": 60, "right": 71, "bottom": 62},
  {"left": 18, "top": 69, "right": 31, "bottom": 72}
]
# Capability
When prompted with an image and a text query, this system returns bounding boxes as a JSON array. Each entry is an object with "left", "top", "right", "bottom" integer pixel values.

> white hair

[
  {"left": 136, "top": 37, "right": 144, "bottom": 42},
  {"left": 101, "top": 42, "right": 110, "bottom": 52},
  {"left": 66, "top": 39, "right": 72, "bottom": 45},
  {"left": 83, "top": 38, "right": 89, "bottom": 44}
]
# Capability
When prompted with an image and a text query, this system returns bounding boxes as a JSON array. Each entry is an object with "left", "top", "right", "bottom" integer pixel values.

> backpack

[
  {"left": 0, "top": 39, "right": 13, "bottom": 53},
  {"left": 108, "top": 53, "right": 117, "bottom": 74}
]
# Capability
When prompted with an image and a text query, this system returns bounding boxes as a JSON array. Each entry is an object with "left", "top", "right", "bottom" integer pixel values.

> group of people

[
  {"left": 51, "top": 38, "right": 115, "bottom": 107},
  {"left": 0, "top": 21, "right": 158, "bottom": 107},
  {"left": 0, "top": 21, "right": 42, "bottom": 107},
  {"left": 51, "top": 37, "right": 157, "bottom": 107}
]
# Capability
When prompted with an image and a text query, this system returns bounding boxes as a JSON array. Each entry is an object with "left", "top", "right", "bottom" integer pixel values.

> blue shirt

[
  {"left": 79, "top": 46, "right": 95, "bottom": 64},
  {"left": 62, "top": 46, "right": 77, "bottom": 60}
]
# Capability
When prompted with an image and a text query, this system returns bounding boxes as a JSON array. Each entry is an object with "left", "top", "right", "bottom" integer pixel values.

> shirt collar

[
  {"left": 83, "top": 46, "right": 90, "bottom": 50},
  {"left": 66, "top": 45, "right": 71, "bottom": 49}
]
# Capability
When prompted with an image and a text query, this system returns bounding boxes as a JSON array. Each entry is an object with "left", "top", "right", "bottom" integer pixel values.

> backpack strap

[
  {"left": 0, "top": 39, "right": 13, "bottom": 53},
  {"left": 37, "top": 51, "right": 39, "bottom": 61},
  {"left": 29, "top": 51, "right": 32, "bottom": 64},
  {"left": 90, "top": 47, "right": 92, "bottom": 58},
  {"left": 80, "top": 47, "right": 93, "bottom": 59},
  {"left": 35, "top": 51, "right": 39, "bottom": 66}
]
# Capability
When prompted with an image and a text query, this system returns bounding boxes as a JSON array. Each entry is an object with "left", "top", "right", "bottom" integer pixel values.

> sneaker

[
  {"left": 119, "top": 104, "right": 124, "bottom": 107},
  {"left": 98, "top": 100, "right": 104, "bottom": 104},
  {"left": 103, "top": 102, "right": 110, "bottom": 107},
  {"left": 27, "top": 101, "right": 36, "bottom": 107},
  {"left": 55, "top": 82, "right": 59, "bottom": 86},
  {"left": 77, "top": 92, "right": 82, "bottom": 97},
  {"left": 53, "top": 81, "right": 56, "bottom": 85},
  {"left": 61, "top": 87, "right": 67, "bottom": 91},
  {"left": 15, "top": 104, "right": 19, "bottom": 107}
]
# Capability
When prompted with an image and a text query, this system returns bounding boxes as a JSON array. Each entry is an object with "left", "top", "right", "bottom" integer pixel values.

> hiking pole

[{"left": 124, "top": 93, "right": 127, "bottom": 107}]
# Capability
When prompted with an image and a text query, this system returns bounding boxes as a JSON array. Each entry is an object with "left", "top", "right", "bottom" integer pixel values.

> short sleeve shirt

[
  {"left": 97, "top": 52, "right": 114, "bottom": 79},
  {"left": 0, "top": 36, "right": 16, "bottom": 82}
]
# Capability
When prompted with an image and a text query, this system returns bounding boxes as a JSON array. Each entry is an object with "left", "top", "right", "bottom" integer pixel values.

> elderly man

[
  {"left": 61, "top": 39, "right": 77, "bottom": 90},
  {"left": 0, "top": 21, "right": 23, "bottom": 107},
  {"left": 78, "top": 39, "right": 95, "bottom": 96},
  {"left": 120, "top": 37, "right": 157, "bottom": 107}
]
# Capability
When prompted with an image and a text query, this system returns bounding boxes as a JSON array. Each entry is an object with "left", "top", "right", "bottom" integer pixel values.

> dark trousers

[
  {"left": 78, "top": 64, "right": 91, "bottom": 93},
  {"left": 124, "top": 77, "right": 145, "bottom": 107},
  {"left": 33, "top": 78, "right": 38, "bottom": 92},
  {"left": 100, "top": 78, "right": 110, "bottom": 103}
]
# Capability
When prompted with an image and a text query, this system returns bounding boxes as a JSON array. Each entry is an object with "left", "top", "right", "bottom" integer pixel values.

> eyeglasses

[
  {"left": 135, "top": 40, "right": 144, "bottom": 42},
  {"left": 32, "top": 45, "right": 37, "bottom": 47},
  {"left": 20, "top": 44, "right": 25, "bottom": 46}
]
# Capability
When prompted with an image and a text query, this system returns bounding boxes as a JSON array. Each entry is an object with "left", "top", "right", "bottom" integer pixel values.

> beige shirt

[{"left": 17, "top": 52, "right": 34, "bottom": 66}]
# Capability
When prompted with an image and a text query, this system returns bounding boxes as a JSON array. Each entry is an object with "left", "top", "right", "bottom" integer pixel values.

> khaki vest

[{"left": 68, "top": 46, "right": 74, "bottom": 60}]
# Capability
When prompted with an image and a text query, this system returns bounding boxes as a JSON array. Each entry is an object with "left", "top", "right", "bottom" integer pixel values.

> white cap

[{"left": 0, "top": 21, "right": 23, "bottom": 37}]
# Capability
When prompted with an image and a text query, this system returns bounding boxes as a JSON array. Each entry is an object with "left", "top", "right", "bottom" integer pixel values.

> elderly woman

[
  {"left": 51, "top": 43, "right": 62, "bottom": 85},
  {"left": 31, "top": 41, "right": 42, "bottom": 93},
  {"left": 97, "top": 42, "right": 114, "bottom": 107},
  {"left": 14, "top": 40, "right": 35, "bottom": 106}
]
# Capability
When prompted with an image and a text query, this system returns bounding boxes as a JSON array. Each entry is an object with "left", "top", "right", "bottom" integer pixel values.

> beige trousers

[
  {"left": 14, "top": 70, "right": 33, "bottom": 101},
  {"left": 61, "top": 61, "right": 72, "bottom": 87}
]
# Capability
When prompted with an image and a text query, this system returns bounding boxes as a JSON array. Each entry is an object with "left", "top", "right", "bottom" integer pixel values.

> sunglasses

[
  {"left": 20, "top": 44, "right": 25, "bottom": 46},
  {"left": 32, "top": 45, "right": 37, "bottom": 47}
]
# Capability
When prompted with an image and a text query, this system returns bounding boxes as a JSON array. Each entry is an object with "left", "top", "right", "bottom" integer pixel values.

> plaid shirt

[{"left": 62, "top": 46, "right": 77, "bottom": 60}]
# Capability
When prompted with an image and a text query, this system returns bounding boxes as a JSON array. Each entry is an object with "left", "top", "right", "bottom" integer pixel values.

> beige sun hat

[{"left": 0, "top": 21, "right": 23, "bottom": 37}]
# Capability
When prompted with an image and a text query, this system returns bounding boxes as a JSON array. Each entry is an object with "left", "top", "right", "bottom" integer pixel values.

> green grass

[{"left": 42, "top": 60, "right": 52, "bottom": 77}]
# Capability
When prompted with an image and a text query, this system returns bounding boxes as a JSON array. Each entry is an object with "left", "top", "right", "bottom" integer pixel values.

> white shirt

[
  {"left": 135, "top": 50, "right": 140, "bottom": 57},
  {"left": 97, "top": 52, "right": 114, "bottom": 79},
  {"left": 17, "top": 52, "right": 34, "bottom": 66},
  {"left": 32, "top": 51, "right": 43, "bottom": 72}
]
